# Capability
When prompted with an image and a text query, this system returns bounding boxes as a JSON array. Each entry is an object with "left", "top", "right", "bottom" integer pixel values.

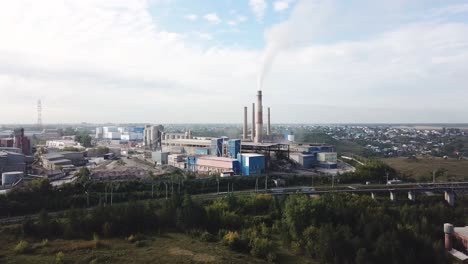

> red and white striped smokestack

[
  {"left": 251, "top": 102, "right": 255, "bottom": 141},
  {"left": 243, "top": 106, "right": 248, "bottom": 140},
  {"left": 255, "top": 90, "right": 263, "bottom": 143},
  {"left": 267, "top": 107, "right": 271, "bottom": 136}
]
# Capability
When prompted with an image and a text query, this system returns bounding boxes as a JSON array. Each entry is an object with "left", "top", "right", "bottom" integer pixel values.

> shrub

[
  {"left": 200, "top": 231, "right": 217, "bottom": 242},
  {"left": 93, "top": 233, "right": 101, "bottom": 248},
  {"left": 40, "top": 239, "right": 49, "bottom": 247},
  {"left": 250, "top": 237, "right": 276, "bottom": 260},
  {"left": 102, "top": 222, "right": 112, "bottom": 238},
  {"left": 127, "top": 234, "right": 137, "bottom": 243},
  {"left": 223, "top": 231, "right": 240, "bottom": 249},
  {"left": 55, "top": 251, "right": 65, "bottom": 264},
  {"left": 89, "top": 258, "right": 98, "bottom": 264},
  {"left": 14, "top": 240, "right": 30, "bottom": 254}
]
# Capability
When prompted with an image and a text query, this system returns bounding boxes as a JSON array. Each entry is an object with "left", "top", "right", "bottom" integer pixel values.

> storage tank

[
  {"left": 287, "top": 134, "right": 295, "bottom": 142},
  {"left": 2, "top": 171, "right": 23, "bottom": 186}
]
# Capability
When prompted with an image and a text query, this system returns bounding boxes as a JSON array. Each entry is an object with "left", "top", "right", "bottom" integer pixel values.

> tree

[{"left": 75, "top": 132, "right": 92, "bottom": 147}]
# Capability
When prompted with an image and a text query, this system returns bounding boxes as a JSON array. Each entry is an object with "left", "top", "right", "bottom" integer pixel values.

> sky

[{"left": 1, "top": 0, "right": 468, "bottom": 124}]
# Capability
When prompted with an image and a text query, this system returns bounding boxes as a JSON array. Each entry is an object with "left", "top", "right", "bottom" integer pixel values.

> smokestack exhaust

[
  {"left": 251, "top": 103, "right": 255, "bottom": 141},
  {"left": 255, "top": 90, "right": 263, "bottom": 143},
  {"left": 267, "top": 107, "right": 271, "bottom": 136},
  {"left": 243, "top": 106, "right": 248, "bottom": 140}
]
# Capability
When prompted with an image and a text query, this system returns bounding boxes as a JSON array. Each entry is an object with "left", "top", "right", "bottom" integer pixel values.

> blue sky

[{"left": 0, "top": 0, "right": 468, "bottom": 123}]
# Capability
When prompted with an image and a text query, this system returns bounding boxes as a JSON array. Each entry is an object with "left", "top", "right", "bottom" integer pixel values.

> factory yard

[{"left": 382, "top": 157, "right": 468, "bottom": 181}]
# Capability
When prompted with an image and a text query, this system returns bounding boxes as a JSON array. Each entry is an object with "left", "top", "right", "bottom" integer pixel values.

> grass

[
  {"left": 0, "top": 231, "right": 317, "bottom": 264},
  {"left": 382, "top": 157, "right": 468, "bottom": 182}
]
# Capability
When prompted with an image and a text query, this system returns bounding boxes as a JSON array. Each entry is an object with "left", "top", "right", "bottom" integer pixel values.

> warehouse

[
  {"left": 238, "top": 153, "right": 265, "bottom": 176},
  {"left": 195, "top": 156, "right": 240, "bottom": 175}
]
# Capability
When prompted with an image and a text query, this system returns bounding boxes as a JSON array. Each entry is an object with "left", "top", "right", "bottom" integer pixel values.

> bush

[
  {"left": 135, "top": 240, "right": 148, "bottom": 248},
  {"left": 93, "top": 233, "right": 101, "bottom": 248},
  {"left": 223, "top": 231, "right": 240, "bottom": 249},
  {"left": 250, "top": 237, "right": 276, "bottom": 260},
  {"left": 40, "top": 239, "right": 49, "bottom": 247},
  {"left": 55, "top": 251, "right": 65, "bottom": 264},
  {"left": 127, "top": 234, "right": 138, "bottom": 243},
  {"left": 200, "top": 231, "right": 217, "bottom": 242},
  {"left": 14, "top": 240, "right": 30, "bottom": 254}
]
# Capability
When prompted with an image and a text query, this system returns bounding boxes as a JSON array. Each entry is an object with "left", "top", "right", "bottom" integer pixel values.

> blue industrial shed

[{"left": 238, "top": 153, "right": 265, "bottom": 176}]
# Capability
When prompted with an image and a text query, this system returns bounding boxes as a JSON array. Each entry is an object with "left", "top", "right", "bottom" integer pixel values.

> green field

[
  {"left": 0, "top": 231, "right": 316, "bottom": 264},
  {"left": 382, "top": 157, "right": 468, "bottom": 181}
]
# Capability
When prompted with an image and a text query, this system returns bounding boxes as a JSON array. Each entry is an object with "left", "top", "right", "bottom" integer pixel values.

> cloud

[
  {"left": 249, "top": 0, "right": 267, "bottom": 21},
  {"left": 203, "top": 13, "right": 221, "bottom": 24},
  {"left": 237, "top": 15, "right": 248, "bottom": 23},
  {"left": 184, "top": 14, "right": 198, "bottom": 21},
  {"left": 227, "top": 20, "right": 237, "bottom": 27},
  {"left": 0, "top": 0, "right": 467, "bottom": 123},
  {"left": 273, "top": 1, "right": 294, "bottom": 12}
]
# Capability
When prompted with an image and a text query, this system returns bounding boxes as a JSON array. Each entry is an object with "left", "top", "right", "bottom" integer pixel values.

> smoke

[{"left": 257, "top": 0, "right": 333, "bottom": 90}]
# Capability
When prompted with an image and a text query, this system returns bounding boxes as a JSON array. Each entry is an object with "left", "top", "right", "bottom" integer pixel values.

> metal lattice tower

[{"left": 37, "top": 99, "right": 42, "bottom": 128}]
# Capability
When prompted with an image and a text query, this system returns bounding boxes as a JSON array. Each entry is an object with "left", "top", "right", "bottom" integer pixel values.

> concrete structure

[
  {"left": 267, "top": 107, "right": 271, "bottom": 136},
  {"left": 444, "top": 223, "right": 468, "bottom": 261},
  {"left": 163, "top": 131, "right": 193, "bottom": 140},
  {"left": 0, "top": 138, "right": 14, "bottom": 148},
  {"left": 13, "top": 128, "right": 31, "bottom": 155},
  {"left": 445, "top": 191, "right": 455, "bottom": 206},
  {"left": 195, "top": 156, "right": 240, "bottom": 175},
  {"left": 243, "top": 106, "right": 248, "bottom": 140},
  {"left": 0, "top": 151, "right": 26, "bottom": 173},
  {"left": 168, "top": 154, "right": 186, "bottom": 168},
  {"left": 445, "top": 223, "right": 454, "bottom": 250},
  {"left": 42, "top": 152, "right": 85, "bottom": 170},
  {"left": 239, "top": 153, "right": 265, "bottom": 176},
  {"left": 144, "top": 125, "right": 164, "bottom": 151},
  {"left": 255, "top": 90, "right": 263, "bottom": 143},
  {"left": 46, "top": 140, "right": 84, "bottom": 150},
  {"left": 151, "top": 151, "right": 169, "bottom": 165},
  {"left": 2, "top": 171, "right": 23, "bottom": 186},
  {"left": 251, "top": 102, "right": 255, "bottom": 142}
]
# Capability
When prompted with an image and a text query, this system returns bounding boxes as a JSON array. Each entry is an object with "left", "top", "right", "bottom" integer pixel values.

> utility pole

[
  {"left": 255, "top": 177, "right": 258, "bottom": 193},
  {"left": 433, "top": 170, "right": 436, "bottom": 183},
  {"left": 386, "top": 171, "right": 389, "bottom": 184},
  {"left": 152, "top": 183, "right": 154, "bottom": 198},
  {"left": 217, "top": 178, "right": 220, "bottom": 194},
  {"left": 165, "top": 182, "right": 168, "bottom": 200},
  {"left": 265, "top": 174, "right": 268, "bottom": 191}
]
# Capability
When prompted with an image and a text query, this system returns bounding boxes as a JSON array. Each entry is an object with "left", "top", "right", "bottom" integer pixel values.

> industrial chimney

[
  {"left": 251, "top": 103, "right": 255, "bottom": 141},
  {"left": 243, "top": 106, "right": 248, "bottom": 140},
  {"left": 267, "top": 107, "right": 271, "bottom": 136},
  {"left": 255, "top": 90, "right": 263, "bottom": 143}
]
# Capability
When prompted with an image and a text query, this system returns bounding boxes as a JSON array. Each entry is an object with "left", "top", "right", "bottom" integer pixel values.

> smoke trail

[{"left": 257, "top": 0, "right": 333, "bottom": 90}]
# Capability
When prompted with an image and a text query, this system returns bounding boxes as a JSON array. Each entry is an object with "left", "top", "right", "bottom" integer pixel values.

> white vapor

[{"left": 257, "top": 0, "right": 333, "bottom": 90}]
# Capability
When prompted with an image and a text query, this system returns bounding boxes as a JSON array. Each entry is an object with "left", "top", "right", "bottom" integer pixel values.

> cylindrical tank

[
  {"left": 287, "top": 134, "right": 295, "bottom": 142},
  {"left": 2, "top": 171, "right": 23, "bottom": 186},
  {"left": 444, "top": 223, "right": 454, "bottom": 251}
]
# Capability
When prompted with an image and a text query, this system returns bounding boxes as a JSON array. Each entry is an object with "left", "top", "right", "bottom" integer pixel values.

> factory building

[
  {"left": 144, "top": 125, "right": 164, "bottom": 151},
  {"left": 238, "top": 153, "right": 265, "bottom": 176},
  {"left": 13, "top": 128, "right": 31, "bottom": 155},
  {"left": 289, "top": 144, "right": 337, "bottom": 169},
  {"left": 151, "top": 151, "right": 169, "bottom": 165},
  {"left": 46, "top": 140, "right": 84, "bottom": 150},
  {"left": 194, "top": 156, "right": 240, "bottom": 175},
  {"left": 0, "top": 138, "right": 14, "bottom": 148},
  {"left": 41, "top": 152, "right": 86, "bottom": 170},
  {"left": 168, "top": 154, "right": 186, "bottom": 168},
  {"left": 0, "top": 151, "right": 26, "bottom": 173},
  {"left": 163, "top": 130, "right": 193, "bottom": 140}
]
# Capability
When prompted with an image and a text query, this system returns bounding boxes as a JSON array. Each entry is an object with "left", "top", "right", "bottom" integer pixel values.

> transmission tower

[{"left": 37, "top": 99, "right": 42, "bottom": 129}]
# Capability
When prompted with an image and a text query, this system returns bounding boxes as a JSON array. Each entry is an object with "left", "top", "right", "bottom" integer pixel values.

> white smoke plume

[{"left": 257, "top": 0, "right": 333, "bottom": 90}]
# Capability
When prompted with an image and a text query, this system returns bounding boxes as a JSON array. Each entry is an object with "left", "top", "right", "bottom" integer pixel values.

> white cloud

[
  {"left": 184, "top": 14, "right": 198, "bottom": 21},
  {"left": 227, "top": 20, "right": 237, "bottom": 27},
  {"left": 203, "top": 13, "right": 221, "bottom": 24},
  {"left": 249, "top": 0, "right": 267, "bottom": 21},
  {"left": 0, "top": 0, "right": 467, "bottom": 123},
  {"left": 274, "top": 1, "right": 291, "bottom": 12}
]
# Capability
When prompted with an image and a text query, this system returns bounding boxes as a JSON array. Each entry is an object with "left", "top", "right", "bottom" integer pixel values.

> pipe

[
  {"left": 243, "top": 106, "right": 248, "bottom": 140},
  {"left": 251, "top": 103, "right": 255, "bottom": 141},
  {"left": 267, "top": 107, "right": 271, "bottom": 136},
  {"left": 255, "top": 90, "right": 263, "bottom": 143}
]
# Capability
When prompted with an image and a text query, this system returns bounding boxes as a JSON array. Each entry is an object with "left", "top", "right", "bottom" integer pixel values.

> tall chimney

[
  {"left": 267, "top": 107, "right": 271, "bottom": 136},
  {"left": 255, "top": 90, "right": 263, "bottom": 143},
  {"left": 243, "top": 106, "right": 248, "bottom": 140},
  {"left": 251, "top": 103, "right": 255, "bottom": 141}
]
